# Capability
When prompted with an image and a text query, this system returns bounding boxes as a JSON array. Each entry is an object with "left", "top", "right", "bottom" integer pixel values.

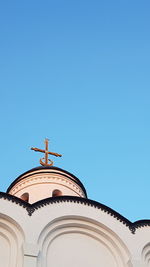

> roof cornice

[{"left": 0, "top": 192, "right": 150, "bottom": 234}]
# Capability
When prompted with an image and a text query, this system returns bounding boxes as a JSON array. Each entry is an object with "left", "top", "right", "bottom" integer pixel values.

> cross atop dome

[{"left": 31, "top": 138, "right": 62, "bottom": 166}]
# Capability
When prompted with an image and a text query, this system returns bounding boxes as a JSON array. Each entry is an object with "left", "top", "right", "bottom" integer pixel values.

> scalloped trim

[{"left": 0, "top": 192, "right": 150, "bottom": 234}]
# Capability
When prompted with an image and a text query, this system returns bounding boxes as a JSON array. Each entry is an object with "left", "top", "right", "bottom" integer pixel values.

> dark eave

[{"left": 0, "top": 192, "right": 150, "bottom": 234}]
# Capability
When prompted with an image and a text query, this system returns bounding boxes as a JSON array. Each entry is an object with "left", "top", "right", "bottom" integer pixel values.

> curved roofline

[
  {"left": 6, "top": 166, "right": 87, "bottom": 198},
  {"left": 0, "top": 192, "right": 150, "bottom": 233}
]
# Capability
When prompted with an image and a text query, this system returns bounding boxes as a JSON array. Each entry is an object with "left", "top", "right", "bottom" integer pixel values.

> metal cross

[{"left": 31, "top": 139, "right": 62, "bottom": 166}]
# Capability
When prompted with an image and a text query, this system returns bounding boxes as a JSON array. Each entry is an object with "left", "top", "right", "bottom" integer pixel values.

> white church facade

[{"left": 0, "top": 141, "right": 150, "bottom": 267}]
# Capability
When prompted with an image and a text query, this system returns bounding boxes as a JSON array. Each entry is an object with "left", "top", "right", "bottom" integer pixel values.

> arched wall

[
  {"left": 1, "top": 193, "right": 150, "bottom": 267},
  {"left": 142, "top": 243, "right": 150, "bottom": 267},
  {"left": 0, "top": 214, "right": 24, "bottom": 267},
  {"left": 37, "top": 216, "right": 132, "bottom": 267}
]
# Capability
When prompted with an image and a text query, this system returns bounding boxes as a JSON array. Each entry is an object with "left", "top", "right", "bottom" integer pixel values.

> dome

[{"left": 7, "top": 166, "right": 87, "bottom": 204}]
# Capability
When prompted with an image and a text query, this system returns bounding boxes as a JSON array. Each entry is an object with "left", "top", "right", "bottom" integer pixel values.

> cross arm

[
  {"left": 48, "top": 151, "right": 62, "bottom": 157},
  {"left": 31, "top": 147, "right": 45, "bottom": 153}
]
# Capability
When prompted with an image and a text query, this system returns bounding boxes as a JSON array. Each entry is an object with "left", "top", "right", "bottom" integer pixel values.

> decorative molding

[
  {"left": 142, "top": 243, "right": 150, "bottom": 265},
  {"left": 0, "top": 192, "right": 150, "bottom": 234},
  {"left": 6, "top": 166, "right": 87, "bottom": 198},
  {"left": 9, "top": 173, "right": 85, "bottom": 198},
  {"left": 0, "top": 213, "right": 24, "bottom": 267},
  {"left": 39, "top": 218, "right": 128, "bottom": 267}
]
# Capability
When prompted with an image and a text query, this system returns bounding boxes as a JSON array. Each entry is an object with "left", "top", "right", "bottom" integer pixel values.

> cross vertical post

[{"left": 45, "top": 138, "right": 49, "bottom": 165}]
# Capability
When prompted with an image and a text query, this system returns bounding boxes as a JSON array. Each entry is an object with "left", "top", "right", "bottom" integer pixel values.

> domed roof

[{"left": 7, "top": 166, "right": 87, "bottom": 203}]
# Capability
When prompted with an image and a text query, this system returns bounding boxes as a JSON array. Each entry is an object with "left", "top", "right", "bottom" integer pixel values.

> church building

[{"left": 0, "top": 139, "right": 150, "bottom": 267}]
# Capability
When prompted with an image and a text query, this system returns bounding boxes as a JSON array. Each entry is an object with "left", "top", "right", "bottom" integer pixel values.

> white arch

[
  {"left": 37, "top": 216, "right": 132, "bottom": 267},
  {"left": 0, "top": 213, "right": 25, "bottom": 267},
  {"left": 142, "top": 243, "right": 150, "bottom": 266}
]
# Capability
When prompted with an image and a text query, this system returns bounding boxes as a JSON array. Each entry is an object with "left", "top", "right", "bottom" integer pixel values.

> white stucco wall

[{"left": 0, "top": 196, "right": 149, "bottom": 267}]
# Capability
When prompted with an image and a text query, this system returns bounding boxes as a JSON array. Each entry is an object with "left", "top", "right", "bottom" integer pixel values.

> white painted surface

[
  {"left": 0, "top": 197, "right": 149, "bottom": 267},
  {"left": 47, "top": 232, "right": 117, "bottom": 267},
  {"left": 1, "top": 166, "right": 149, "bottom": 267},
  {"left": 0, "top": 234, "right": 10, "bottom": 267}
]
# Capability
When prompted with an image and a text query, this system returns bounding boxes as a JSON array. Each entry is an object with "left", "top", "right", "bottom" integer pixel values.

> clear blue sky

[{"left": 0, "top": 0, "right": 150, "bottom": 222}]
